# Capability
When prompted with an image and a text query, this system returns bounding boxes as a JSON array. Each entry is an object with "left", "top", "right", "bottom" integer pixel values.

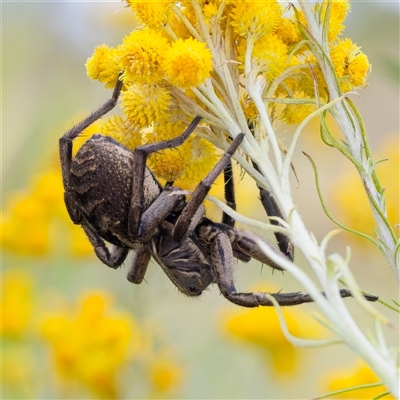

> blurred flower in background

[
  {"left": 323, "top": 360, "right": 395, "bottom": 399},
  {"left": 40, "top": 291, "right": 136, "bottom": 399},
  {"left": 1, "top": 152, "right": 93, "bottom": 257}
]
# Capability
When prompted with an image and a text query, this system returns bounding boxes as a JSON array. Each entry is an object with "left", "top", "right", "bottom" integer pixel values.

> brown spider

[{"left": 59, "top": 77, "right": 377, "bottom": 307}]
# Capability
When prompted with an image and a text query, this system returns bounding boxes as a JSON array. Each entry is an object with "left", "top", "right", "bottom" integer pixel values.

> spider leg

[
  {"left": 128, "top": 117, "right": 202, "bottom": 237},
  {"left": 199, "top": 220, "right": 285, "bottom": 271},
  {"left": 259, "top": 187, "right": 294, "bottom": 261},
  {"left": 172, "top": 133, "right": 245, "bottom": 241},
  {"left": 82, "top": 224, "right": 129, "bottom": 268},
  {"left": 221, "top": 161, "right": 236, "bottom": 227},
  {"left": 60, "top": 76, "right": 123, "bottom": 191},
  {"left": 135, "top": 187, "right": 186, "bottom": 241},
  {"left": 127, "top": 245, "right": 152, "bottom": 283},
  {"left": 197, "top": 222, "right": 378, "bottom": 307},
  {"left": 223, "top": 288, "right": 377, "bottom": 308},
  {"left": 200, "top": 223, "right": 378, "bottom": 307}
]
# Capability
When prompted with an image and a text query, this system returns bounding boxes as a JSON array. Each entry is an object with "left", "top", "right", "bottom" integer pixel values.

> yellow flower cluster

[
  {"left": 39, "top": 291, "right": 183, "bottom": 398},
  {"left": 1, "top": 269, "right": 34, "bottom": 338},
  {"left": 1, "top": 270, "right": 184, "bottom": 398},
  {"left": 86, "top": 26, "right": 215, "bottom": 183},
  {"left": 83, "top": 0, "right": 370, "bottom": 187},
  {"left": 40, "top": 292, "right": 135, "bottom": 398}
]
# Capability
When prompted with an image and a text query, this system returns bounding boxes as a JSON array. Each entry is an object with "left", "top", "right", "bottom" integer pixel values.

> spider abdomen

[{"left": 68, "top": 134, "right": 161, "bottom": 245}]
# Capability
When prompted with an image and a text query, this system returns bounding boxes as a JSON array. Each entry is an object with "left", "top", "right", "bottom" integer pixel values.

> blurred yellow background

[{"left": 2, "top": 2, "right": 399, "bottom": 399}]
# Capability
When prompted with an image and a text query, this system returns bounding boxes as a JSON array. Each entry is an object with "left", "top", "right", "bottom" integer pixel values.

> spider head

[{"left": 169, "top": 269, "right": 213, "bottom": 297}]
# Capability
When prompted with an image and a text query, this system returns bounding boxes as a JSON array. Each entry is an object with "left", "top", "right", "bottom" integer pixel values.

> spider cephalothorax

[{"left": 60, "top": 78, "right": 377, "bottom": 307}]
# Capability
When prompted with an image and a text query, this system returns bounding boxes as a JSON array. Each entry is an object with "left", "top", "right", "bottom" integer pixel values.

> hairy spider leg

[
  {"left": 127, "top": 245, "right": 152, "bottom": 283},
  {"left": 221, "top": 161, "right": 236, "bottom": 227},
  {"left": 257, "top": 184, "right": 294, "bottom": 261},
  {"left": 60, "top": 76, "right": 123, "bottom": 192},
  {"left": 127, "top": 116, "right": 202, "bottom": 237},
  {"left": 253, "top": 159, "right": 295, "bottom": 261},
  {"left": 172, "top": 133, "right": 245, "bottom": 241}
]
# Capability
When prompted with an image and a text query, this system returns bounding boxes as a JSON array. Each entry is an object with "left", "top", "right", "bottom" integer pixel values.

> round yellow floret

[
  {"left": 126, "top": 0, "right": 174, "bottom": 28},
  {"left": 230, "top": 0, "right": 282, "bottom": 40},
  {"left": 121, "top": 84, "right": 171, "bottom": 129},
  {"left": 275, "top": 16, "right": 301, "bottom": 47},
  {"left": 319, "top": 0, "right": 351, "bottom": 41},
  {"left": 86, "top": 44, "right": 121, "bottom": 89},
  {"left": 146, "top": 121, "right": 217, "bottom": 183},
  {"left": 330, "top": 38, "right": 370, "bottom": 91},
  {"left": 100, "top": 115, "right": 143, "bottom": 151},
  {"left": 119, "top": 29, "right": 169, "bottom": 85},
  {"left": 252, "top": 34, "right": 289, "bottom": 82},
  {"left": 279, "top": 93, "right": 316, "bottom": 125},
  {"left": 162, "top": 38, "right": 213, "bottom": 89}
]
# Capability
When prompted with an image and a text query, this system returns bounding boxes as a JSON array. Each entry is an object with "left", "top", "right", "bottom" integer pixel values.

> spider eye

[{"left": 188, "top": 285, "right": 202, "bottom": 296}]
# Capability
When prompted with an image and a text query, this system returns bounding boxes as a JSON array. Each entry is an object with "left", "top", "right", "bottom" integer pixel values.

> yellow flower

[
  {"left": 2, "top": 181, "right": 55, "bottom": 255},
  {"left": 230, "top": 0, "right": 282, "bottom": 40},
  {"left": 149, "top": 355, "right": 184, "bottom": 394},
  {"left": 146, "top": 121, "right": 217, "bottom": 184},
  {"left": 169, "top": 6, "right": 195, "bottom": 40},
  {"left": 121, "top": 83, "right": 171, "bottom": 129},
  {"left": 176, "top": 136, "right": 218, "bottom": 185},
  {"left": 101, "top": 115, "right": 143, "bottom": 151},
  {"left": 72, "top": 119, "right": 103, "bottom": 156},
  {"left": 1, "top": 150, "right": 96, "bottom": 257},
  {"left": 86, "top": 44, "right": 121, "bottom": 88},
  {"left": 279, "top": 93, "right": 317, "bottom": 125},
  {"left": 145, "top": 121, "right": 193, "bottom": 182},
  {"left": 252, "top": 34, "right": 289, "bottom": 81},
  {"left": 275, "top": 15, "right": 301, "bottom": 47},
  {"left": 126, "top": 0, "right": 174, "bottom": 28},
  {"left": 69, "top": 225, "right": 94, "bottom": 257},
  {"left": 1, "top": 269, "right": 34, "bottom": 338},
  {"left": 203, "top": 2, "right": 219, "bottom": 24},
  {"left": 40, "top": 291, "right": 139, "bottom": 399},
  {"left": 323, "top": 360, "right": 394, "bottom": 399},
  {"left": 330, "top": 38, "right": 370, "bottom": 91},
  {"left": 162, "top": 37, "right": 213, "bottom": 89},
  {"left": 319, "top": 0, "right": 351, "bottom": 42},
  {"left": 119, "top": 29, "right": 169, "bottom": 85}
]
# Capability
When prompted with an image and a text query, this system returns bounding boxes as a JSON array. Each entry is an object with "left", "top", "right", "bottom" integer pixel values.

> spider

[{"left": 60, "top": 77, "right": 377, "bottom": 307}]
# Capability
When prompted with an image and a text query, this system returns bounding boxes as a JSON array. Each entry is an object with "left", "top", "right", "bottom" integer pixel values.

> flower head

[
  {"left": 126, "top": 0, "right": 174, "bottom": 28},
  {"left": 101, "top": 115, "right": 143, "bottom": 151},
  {"left": 119, "top": 29, "right": 169, "bottom": 85},
  {"left": 86, "top": 44, "right": 121, "bottom": 88},
  {"left": 146, "top": 121, "right": 217, "bottom": 183},
  {"left": 162, "top": 38, "right": 213, "bottom": 89},
  {"left": 320, "top": 0, "right": 351, "bottom": 42},
  {"left": 40, "top": 291, "right": 138, "bottom": 399},
  {"left": 1, "top": 269, "right": 34, "bottom": 338},
  {"left": 121, "top": 83, "right": 171, "bottom": 129},
  {"left": 230, "top": 0, "right": 282, "bottom": 40},
  {"left": 330, "top": 38, "right": 370, "bottom": 91}
]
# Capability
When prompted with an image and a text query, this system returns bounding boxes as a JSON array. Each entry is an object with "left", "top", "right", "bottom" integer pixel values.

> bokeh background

[{"left": 2, "top": 2, "right": 399, "bottom": 399}]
